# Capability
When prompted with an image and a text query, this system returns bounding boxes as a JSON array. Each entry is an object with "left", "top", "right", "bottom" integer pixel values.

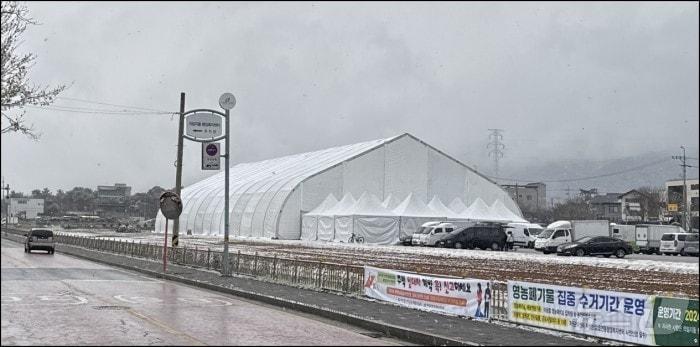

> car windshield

[
  {"left": 422, "top": 227, "right": 433, "bottom": 234},
  {"left": 575, "top": 236, "right": 593, "bottom": 244},
  {"left": 529, "top": 228, "right": 543, "bottom": 236},
  {"left": 661, "top": 234, "right": 676, "bottom": 241},
  {"left": 538, "top": 229, "right": 554, "bottom": 238}
]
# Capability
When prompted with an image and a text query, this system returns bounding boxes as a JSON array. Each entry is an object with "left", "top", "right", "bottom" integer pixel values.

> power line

[
  {"left": 55, "top": 96, "right": 170, "bottom": 113},
  {"left": 25, "top": 105, "right": 175, "bottom": 116},
  {"left": 488, "top": 158, "right": 672, "bottom": 183}
]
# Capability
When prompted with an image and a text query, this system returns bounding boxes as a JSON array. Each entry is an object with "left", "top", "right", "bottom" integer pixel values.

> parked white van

[
  {"left": 659, "top": 233, "right": 693, "bottom": 256},
  {"left": 422, "top": 222, "right": 457, "bottom": 247},
  {"left": 507, "top": 223, "right": 544, "bottom": 248},
  {"left": 411, "top": 221, "right": 441, "bottom": 246}
]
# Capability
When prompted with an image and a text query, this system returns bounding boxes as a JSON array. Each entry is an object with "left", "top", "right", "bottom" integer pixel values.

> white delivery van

[
  {"left": 412, "top": 221, "right": 441, "bottom": 246},
  {"left": 636, "top": 224, "right": 686, "bottom": 254},
  {"left": 422, "top": 222, "right": 457, "bottom": 247},
  {"left": 659, "top": 233, "right": 692, "bottom": 256},
  {"left": 534, "top": 220, "right": 609, "bottom": 254},
  {"left": 507, "top": 223, "right": 544, "bottom": 248}
]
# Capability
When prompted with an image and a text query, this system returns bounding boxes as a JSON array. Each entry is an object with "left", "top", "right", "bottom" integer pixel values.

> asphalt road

[
  {"left": 515, "top": 247, "right": 700, "bottom": 263},
  {"left": 1, "top": 238, "right": 407, "bottom": 346}
]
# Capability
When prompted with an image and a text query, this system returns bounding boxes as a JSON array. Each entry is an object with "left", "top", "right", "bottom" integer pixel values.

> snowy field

[{"left": 53, "top": 228, "right": 699, "bottom": 298}]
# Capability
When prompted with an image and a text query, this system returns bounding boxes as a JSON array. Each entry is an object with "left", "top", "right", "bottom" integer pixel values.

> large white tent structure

[
  {"left": 156, "top": 133, "right": 523, "bottom": 239},
  {"left": 317, "top": 192, "right": 355, "bottom": 241}
]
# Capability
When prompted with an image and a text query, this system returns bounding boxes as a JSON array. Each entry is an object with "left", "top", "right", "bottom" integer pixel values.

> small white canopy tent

[
  {"left": 428, "top": 195, "right": 471, "bottom": 227},
  {"left": 461, "top": 198, "right": 496, "bottom": 221},
  {"left": 338, "top": 192, "right": 400, "bottom": 245},
  {"left": 448, "top": 197, "right": 468, "bottom": 215},
  {"left": 301, "top": 194, "right": 338, "bottom": 241},
  {"left": 381, "top": 194, "right": 401, "bottom": 210},
  {"left": 393, "top": 193, "right": 444, "bottom": 240},
  {"left": 317, "top": 193, "right": 356, "bottom": 242},
  {"left": 491, "top": 199, "right": 529, "bottom": 223}
]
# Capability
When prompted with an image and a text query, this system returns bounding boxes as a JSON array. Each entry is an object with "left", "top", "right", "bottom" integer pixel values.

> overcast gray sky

[{"left": 1, "top": 1, "right": 698, "bottom": 194}]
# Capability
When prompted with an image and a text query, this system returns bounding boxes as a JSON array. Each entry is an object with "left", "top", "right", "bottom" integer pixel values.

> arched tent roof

[{"left": 155, "top": 133, "right": 523, "bottom": 238}]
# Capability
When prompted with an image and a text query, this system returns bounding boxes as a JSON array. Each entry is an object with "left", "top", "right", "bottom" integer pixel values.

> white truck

[
  {"left": 534, "top": 220, "right": 610, "bottom": 254},
  {"left": 635, "top": 224, "right": 687, "bottom": 255},
  {"left": 610, "top": 223, "right": 637, "bottom": 243}
]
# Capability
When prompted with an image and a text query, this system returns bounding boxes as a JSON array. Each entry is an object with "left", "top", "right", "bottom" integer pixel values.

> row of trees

[{"left": 2, "top": 185, "right": 167, "bottom": 219}]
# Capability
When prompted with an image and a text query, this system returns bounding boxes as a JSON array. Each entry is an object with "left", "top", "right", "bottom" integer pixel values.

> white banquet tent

[
  {"left": 393, "top": 193, "right": 444, "bottom": 240},
  {"left": 334, "top": 192, "right": 400, "bottom": 244},
  {"left": 317, "top": 193, "right": 356, "bottom": 242},
  {"left": 301, "top": 194, "right": 338, "bottom": 241},
  {"left": 491, "top": 199, "right": 529, "bottom": 223}
]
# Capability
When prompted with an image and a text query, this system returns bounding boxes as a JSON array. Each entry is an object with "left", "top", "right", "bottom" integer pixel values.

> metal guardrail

[{"left": 3, "top": 227, "right": 507, "bottom": 320}]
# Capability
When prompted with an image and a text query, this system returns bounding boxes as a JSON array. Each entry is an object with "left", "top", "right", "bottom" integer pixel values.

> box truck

[
  {"left": 534, "top": 220, "right": 610, "bottom": 254},
  {"left": 635, "top": 224, "right": 686, "bottom": 255}
]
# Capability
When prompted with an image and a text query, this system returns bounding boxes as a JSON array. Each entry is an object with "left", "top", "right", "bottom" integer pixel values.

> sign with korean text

[
  {"left": 667, "top": 203, "right": 678, "bottom": 212},
  {"left": 201, "top": 142, "right": 220, "bottom": 170},
  {"left": 186, "top": 112, "right": 222, "bottom": 138},
  {"left": 652, "top": 296, "right": 699, "bottom": 346},
  {"left": 364, "top": 266, "right": 492, "bottom": 319},
  {"left": 507, "top": 281, "right": 699, "bottom": 346},
  {"left": 507, "top": 280, "right": 654, "bottom": 345}
]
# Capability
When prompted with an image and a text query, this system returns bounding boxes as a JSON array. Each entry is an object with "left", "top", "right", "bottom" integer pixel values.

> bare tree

[
  {"left": 1, "top": 1, "right": 67, "bottom": 139},
  {"left": 636, "top": 186, "right": 666, "bottom": 221}
]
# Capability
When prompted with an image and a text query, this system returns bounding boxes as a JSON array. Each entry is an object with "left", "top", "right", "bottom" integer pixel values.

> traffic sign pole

[{"left": 222, "top": 108, "right": 230, "bottom": 275}]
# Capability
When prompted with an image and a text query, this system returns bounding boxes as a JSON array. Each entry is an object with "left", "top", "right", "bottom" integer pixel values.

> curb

[{"left": 51, "top": 242, "right": 479, "bottom": 346}]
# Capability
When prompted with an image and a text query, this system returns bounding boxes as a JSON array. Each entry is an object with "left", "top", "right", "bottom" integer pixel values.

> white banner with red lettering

[{"left": 363, "top": 266, "right": 492, "bottom": 319}]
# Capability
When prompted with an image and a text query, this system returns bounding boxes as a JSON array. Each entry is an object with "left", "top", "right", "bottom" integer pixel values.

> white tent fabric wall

[
  {"left": 382, "top": 194, "right": 401, "bottom": 210},
  {"left": 154, "top": 133, "right": 523, "bottom": 240},
  {"left": 300, "top": 193, "right": 338, "bottom": 241},
  {"left": 321, "top": 192, "right": 356, "bottom": 242},
  {"left": 339, "top": 192, "right": 400, "bottom": 245}
]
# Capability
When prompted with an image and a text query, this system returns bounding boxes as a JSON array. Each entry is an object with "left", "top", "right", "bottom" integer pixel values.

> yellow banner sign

[{"left": 667, "top": 203, "right": 678, "bottom": 212}]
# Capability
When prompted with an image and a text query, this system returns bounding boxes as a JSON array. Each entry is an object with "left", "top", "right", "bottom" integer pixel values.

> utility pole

[
  {"left": 672, "top": 146, "right": 691, "bottom": 230},
  {"left": 2, "top": 177, "right": 9, "bottom": 231},
  {"left": 487, "top": 129, "right": 505, "bottom": 177},
  {"left": 173, "top": 93, "right": 185, "bottom": 247}
]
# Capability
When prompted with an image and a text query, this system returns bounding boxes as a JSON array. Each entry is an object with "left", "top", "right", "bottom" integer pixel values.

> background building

[
  {"left": 666, "top": 178, "right": 699, "bottom": 231},
  {"left": 8, "top": 198, "right": 44, "bottom": 219},
  {"left": 590, "top": 193, "right": 622, "bottom": 223},
  {"left": 501, "top": 182, "right": 546, "bottom": 212},
  {"left": 156, "top": 133, "right": 523, "bottom": 239},
  {"left": 96, "top": 183, "right": 131, "bottom": 217}
]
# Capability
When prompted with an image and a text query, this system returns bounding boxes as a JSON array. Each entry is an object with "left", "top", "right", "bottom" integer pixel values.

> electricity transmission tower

[{"left": 487, "top": 129, "right": 505, "bottom": 177}]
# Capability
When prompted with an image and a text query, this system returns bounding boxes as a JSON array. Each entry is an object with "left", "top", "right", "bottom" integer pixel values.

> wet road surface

[{"left": 1, "top": 238, "right": 406, "bottom": 345}]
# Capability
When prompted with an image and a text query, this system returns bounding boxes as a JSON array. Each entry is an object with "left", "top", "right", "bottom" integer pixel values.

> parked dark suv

[
  {"left": 25, "top": 228, "right": 55, "bottom": 254},
  {"left": 439, "top": 224, "right": 507, "bottom": 251}
]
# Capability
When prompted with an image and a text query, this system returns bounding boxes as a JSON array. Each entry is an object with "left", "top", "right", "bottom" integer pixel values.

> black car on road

[
  {"left": 556, "top": 236, "right": 632, "bottom": 258},
  {"left": 439, "top": 224, "right": 507, "bottom": 251}
]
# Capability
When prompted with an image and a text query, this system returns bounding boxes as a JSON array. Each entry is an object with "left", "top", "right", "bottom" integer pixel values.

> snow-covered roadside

[{"left": 64, "top": 230, "right": 699, "bottom": 275}]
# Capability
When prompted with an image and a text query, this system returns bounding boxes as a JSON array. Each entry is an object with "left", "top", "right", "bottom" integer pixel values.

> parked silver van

[{"left": 659, "top": 233, "right": 692, "bottom": 256}]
